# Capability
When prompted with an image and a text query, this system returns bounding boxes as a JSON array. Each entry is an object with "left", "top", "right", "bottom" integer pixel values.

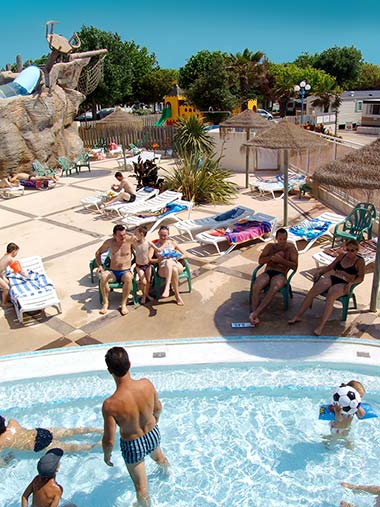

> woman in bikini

[
  {"left": 288, "top": 239, "right": 365, "bottom": 335},
  {"left": 149, "top": 225, "right": 187, "bottom": 306}
]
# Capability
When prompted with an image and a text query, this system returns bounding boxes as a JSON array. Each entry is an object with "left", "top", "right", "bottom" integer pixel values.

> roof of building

[{"left": 341, "top": 90, "right": 380, "bottom": 100}]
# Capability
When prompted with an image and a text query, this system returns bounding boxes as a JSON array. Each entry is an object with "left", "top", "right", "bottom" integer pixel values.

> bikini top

[{"left": 335, "top": 254, "right": 359, "bottom": 276}]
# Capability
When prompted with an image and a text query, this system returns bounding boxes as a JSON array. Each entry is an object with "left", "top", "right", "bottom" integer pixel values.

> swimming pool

[{"left": 1, "top": 339, "right": 380, "bottom": 507}]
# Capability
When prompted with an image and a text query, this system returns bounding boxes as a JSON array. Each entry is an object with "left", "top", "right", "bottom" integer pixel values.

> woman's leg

[
  {"left": 314, "top": 284, "right": 346, "bottom": 336},
  {"left": 171, "top": 265, "right": 184, "bottom": 306},
  {"left": 288, "top": 277, "right": 333, "bottom": 324},
  {"left": 159, "top": 261, "right": 174, "bottom": 298},
  {"left": 50, "top": 427, "right": 102, "bottom": 439}
]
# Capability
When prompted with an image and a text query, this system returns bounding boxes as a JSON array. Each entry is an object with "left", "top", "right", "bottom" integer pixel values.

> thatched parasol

[
  {"left": 97, "top": 107, "right": 144, "bottom": 129},
  {"left": 220, "top": 110, "right": 271, "bottom": 188},
  {"left": 313, "top": 137, "right": 380, "bottom": 311},
  {"left": 245, "top": 119, "right": 328, "bottom": 225}
]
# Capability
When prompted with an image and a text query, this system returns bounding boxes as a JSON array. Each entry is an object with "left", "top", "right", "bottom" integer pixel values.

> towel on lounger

[
  {"left": 289, "top": 219, "right": 332, "bottom": 240},
  {"left": 7, "top": 270, "right": 54, "bottom": 301}
]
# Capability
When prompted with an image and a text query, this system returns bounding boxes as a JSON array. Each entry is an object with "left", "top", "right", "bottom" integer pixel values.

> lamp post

[{"left": 294, "top": 80, "right": 311, "bottom": 125}]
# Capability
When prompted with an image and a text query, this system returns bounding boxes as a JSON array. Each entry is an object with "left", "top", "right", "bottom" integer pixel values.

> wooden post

[
  {"left": 283, "top": 150, "right": 289, "bottom": 226},
  {"left": 245, "top": 129, "right": 250, "bottom": 188},
  {"left": 16, "top": 54, "right": 23, "bottom": 72},
  {"left": 370, "top": 227, "right": 380, "bottom": 311}
]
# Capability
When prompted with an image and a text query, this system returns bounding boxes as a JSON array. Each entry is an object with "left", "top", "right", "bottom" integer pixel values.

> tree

[
  {"left": 139, "top": 68, "right": 178, "bottom": 108},
  {"left": 314, "top": 46, "right": 363, "bottom": 86},
  {"left": 174, "top": 115, "right": 215, "bottom": 157},
  {"left": 178, "top": 50, "right": 226, "bottom": 90},
  {"left": 183, "top": 52, "right": 237, "bottom": 114},
  {"left": 349, "top": 63, "right": 380, "bottom": 90},
  {"left": 77, "top": 26, "right": 157, "bottom": 110},
  {"left": 227, "top": 49, "right": 264, "bottom": 110},
  {"left": 293, "top": 52, "right": 317, "bottom": 68}
]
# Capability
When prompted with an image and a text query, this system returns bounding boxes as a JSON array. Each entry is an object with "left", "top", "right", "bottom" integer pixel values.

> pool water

[{"left": 1, "top": 362, "right": 380, "bottom": 507}]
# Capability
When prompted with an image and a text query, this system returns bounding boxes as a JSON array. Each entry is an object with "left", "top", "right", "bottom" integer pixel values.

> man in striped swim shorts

[{"left": 102, "top": 347, "right": 169, "bottom": 507}]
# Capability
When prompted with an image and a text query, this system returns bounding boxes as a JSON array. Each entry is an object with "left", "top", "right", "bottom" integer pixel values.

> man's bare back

[{"left": 22, "top": 475, "right": 63, "bottom": 507}]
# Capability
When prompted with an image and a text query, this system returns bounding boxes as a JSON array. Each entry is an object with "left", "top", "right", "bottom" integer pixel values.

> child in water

[{"left": 329, "top": 380, "right": 366, "bottom": 437}]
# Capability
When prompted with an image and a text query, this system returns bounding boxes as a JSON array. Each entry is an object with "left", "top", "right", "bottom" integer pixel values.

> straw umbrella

[
  {"left": 219, "top": 109, "right": 270, "bottom": 188},
  {"left": 245, "top": 119, "right": 328, "bottom": 225},
  {"left": 97, "top": 107, "right": 144, "bottom": 170},
  {"left": 313, "top": 137, "right": 380, "bottom": 311}
]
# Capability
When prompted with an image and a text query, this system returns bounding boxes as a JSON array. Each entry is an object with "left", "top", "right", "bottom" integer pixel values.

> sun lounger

[
  {"left": 254, "top": 173, "right": 306, "bottom": 199},
  {"left": 173, "top": 205, "right": 255, "bottom": 241},
  {"left": 6, "top": 256, "right": 62, "bottom": 323},
  {"left": 121, "top": 199, "right": 193, "bottom": 234},
  {"left": 95, "top": 187, "right": 159, "bottom": 215},
  {"left": 286, "top": 212, "right": 344, "bottom": 254},
  {"left": 195, "top": 212, "right": 278, "bottom": 255},
  {"left": 0, "top": 185, "right": 25, "bottom": 198},
  {"left": 116, "top": 151, "right": 162, "bottom": 170},
  {"left": 110, "top": 190, "right": 183, "bottom": 218},
  {"left": 312, "top": 238, "right": 377, "bottom": 270}
]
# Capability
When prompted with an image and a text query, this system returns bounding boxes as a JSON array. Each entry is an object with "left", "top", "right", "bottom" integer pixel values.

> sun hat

[{"left": 37, "top": 448, "right": 64, "bottom": 478}]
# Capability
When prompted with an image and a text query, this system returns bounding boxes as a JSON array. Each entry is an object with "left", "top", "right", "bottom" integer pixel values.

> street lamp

[{"left": 294, "top": 80, "right": 311, "bottom": 125}]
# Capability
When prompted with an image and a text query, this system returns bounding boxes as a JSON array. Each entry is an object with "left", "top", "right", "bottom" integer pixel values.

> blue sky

[{"left": 1, "top": 0, "right": 380, "bottom": 69}]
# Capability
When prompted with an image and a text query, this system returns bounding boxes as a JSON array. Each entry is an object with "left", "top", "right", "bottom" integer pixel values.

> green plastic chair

[
  {"left": 332, "top": 202, "right": 376, "bottom": 247},
  {"left": 89, "top": 256, "right": 138, "bottom": 306},
  {"left": 75, "top": 152, "right": 91, "bottom": 172},
  {"left": 58, "top": 156, "right": 78, "bottom": 176},
  {"left": 151, "top": 258, "right": 192, "bottom": 299},
  {"left": 32, "top": 160, "right": 56, "bottom": 178},
  {"left": 249, "top": 264, "right": 297, "bottom": 311}
]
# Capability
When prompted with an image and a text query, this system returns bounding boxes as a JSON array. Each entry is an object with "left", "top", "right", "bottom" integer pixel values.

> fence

[{"left": 78, "top": 124, "right": 176, "bottom": 150}]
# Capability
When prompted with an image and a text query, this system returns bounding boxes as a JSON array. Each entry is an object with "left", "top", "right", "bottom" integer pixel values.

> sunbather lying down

[
  {"left": 0, "top": 415, "right": 101, "bottom": 454},
  {"left": 9, "top": 171, "right": 58, "bottom": 183}
]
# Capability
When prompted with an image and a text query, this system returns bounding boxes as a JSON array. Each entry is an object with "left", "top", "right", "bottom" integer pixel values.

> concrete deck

[{"left": 1, "top": 152, "right": 379, "bottom": 356}]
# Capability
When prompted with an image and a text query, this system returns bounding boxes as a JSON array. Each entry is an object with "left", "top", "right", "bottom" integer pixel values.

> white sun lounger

[
  {"left": 195, "top": 212, "right": 278, "bottom": 255},
  {"left": 173, "top": 205, "right": 255, "bottom": 241},
  {"left": 254, "top": 174, "right": 306, "bottom": 199},
  {"left": 6, "top": 256, "right": 62, "bottom": 324},
  {"left": 100, "top": 187, "right": 160, "bottom": 216},
  {"left": 0, "top": 185, "right": 25, "bottom": 199},
  {"left": 286, "top": 211, "right": 344, "bottom": 254},
  {"left": 116, "top": 151, "right": 162, "bottom": 170},
  {"left": 121, "top": 199, "right": 193, "bottom": 234},
  {"left": 115, "top": 190, "right": 183, "bottom": 218}
]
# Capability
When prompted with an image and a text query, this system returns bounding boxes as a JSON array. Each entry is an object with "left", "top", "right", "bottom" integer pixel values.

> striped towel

[
  {"left": 290, "top": 219, "right": 332, "bottom": 240},
  {"left": 7, "top": 270, "right": 54, "bottom": 301}
]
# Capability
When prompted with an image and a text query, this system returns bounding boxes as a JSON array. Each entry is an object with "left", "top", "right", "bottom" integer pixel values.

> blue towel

[
  {"left": 290, "top": 219, "right": 332, "bottom": 240},
  {"left": 7, "top": 270, "right": 54, "bottom": 300},
  {"left": 214, "top": 207, "right": 245, "bottom": 222}
]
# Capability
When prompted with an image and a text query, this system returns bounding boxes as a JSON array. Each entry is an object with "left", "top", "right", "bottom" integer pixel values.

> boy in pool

[
  {"left": 21, "top": 447, "right": 77, "bottom": 507},
  {"left": 340, "top": 482, "right": 380, "bottom": 507},
  {"left": 329, "top": 380, "right": 366, "bottom": 437}
]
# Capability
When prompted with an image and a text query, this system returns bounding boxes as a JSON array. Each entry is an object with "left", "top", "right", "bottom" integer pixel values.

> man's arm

[
  {"left": 341, "top": 482, "right": 380, "bottom": 495},
  {"left": 258, "top": 244, "right": 274, "bottom": 265},
  {"left": 95, "top": 240, "right": 111, "bottom": 273},
  {"left": 21, "top": 480, "right": 33, "bottom": 507},
  {"left": 102, "top": 400, "right": 116, "bottom": 467},
  {"left": 153, "top": 387, "right": 162, "bottom": 423}
]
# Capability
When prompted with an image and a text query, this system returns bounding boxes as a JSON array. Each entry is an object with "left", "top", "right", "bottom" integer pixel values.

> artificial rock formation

[{"left": 0, "top": 59, "right": 88, "bottom": 176}]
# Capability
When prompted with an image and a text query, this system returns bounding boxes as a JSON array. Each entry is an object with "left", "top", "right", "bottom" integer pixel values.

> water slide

[
  {"left": 154, "top": 105, "right": 171, "bottom": 126},
  {"left": 0, "top": 66, "right": 41, "bottom": 99}
]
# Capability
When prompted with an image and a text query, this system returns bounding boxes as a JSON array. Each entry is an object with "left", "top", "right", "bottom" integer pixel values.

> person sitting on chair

[
  {"left": 249, "top": 228, "right": 298, "bottom": 326},
  {"left": 150, "top": 225, "right": 187, "bottom": 306},
  {"left": 105, "top": 172, "right": 136, "bottom": 206},
  {"left": 288, "top": 239, "right": 365, "bottom": 335}
]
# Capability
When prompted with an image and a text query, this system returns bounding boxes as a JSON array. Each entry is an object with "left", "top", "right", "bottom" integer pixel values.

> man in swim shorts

[
  {"left": 95, "top": 224, "right": 134, "bottom": 315},
  {"left": 102, "top": 347, "right": 169, "bottom": 507},
  {"left": 0, "top": 415, "right": 101, "bottom": 453},
  {"left": 105, "top": 171, "right": 136, "bottom": 205},
  {"left": 249, "top": 228, "right": 298, "bottom": 326}
]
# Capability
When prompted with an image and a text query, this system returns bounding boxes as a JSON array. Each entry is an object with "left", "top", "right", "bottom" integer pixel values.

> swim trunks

[
  {"left": 120, "top": 425, "right": 161, "bottom": 464},
  {"left": 34, "top": 427, "right": 53, "bottom": 452},
  {"left": 265, "top": 269, "right": 285, "bottom": 280},
  {"left": 136, "top": 264, "right": 150, "bottom": 272},
  {"left": 111, "top": 268, "right": 131, "bottom": 283},
  {"left": 123, "top": 194, "right": 136, "bottom": 203}
]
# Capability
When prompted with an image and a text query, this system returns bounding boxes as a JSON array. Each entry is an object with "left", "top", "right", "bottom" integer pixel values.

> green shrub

[
  {"left": 164, "top": 152, "right": 237, "bottom": 204},
  {"left": 174, "top": 115, "right": 214, "bottom": 157}
]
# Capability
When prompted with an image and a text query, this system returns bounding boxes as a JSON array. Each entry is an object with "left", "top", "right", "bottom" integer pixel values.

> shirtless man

[
  {"left": 21, "top": 448, "right": 77, "bottom": 507},
  {"left": 149, "top": 225, "right": 187, "bottom": 305},
  {"left": 105, "top": 172, "right": 136, "bottom": 206},
  {"left": 95, "top": 224, "right": 134, "bottom": 315},
  {"left": 0, "top": 415, "right": 101, "bottom": 453},
  {"left": 340, "top": 482, "right": 380, "bottom": 507},
  {"left": 9, "top": 170, "right": 57, "bottom": 183},
  {"left": 249, "top": 228, "right": 298, "bottom": 326},
  {"left": 102, "top": 347, "right": 169, "bottom": 507}
]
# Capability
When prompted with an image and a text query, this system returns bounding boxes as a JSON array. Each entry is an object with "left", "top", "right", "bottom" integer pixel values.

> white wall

[
  {"left": 338, "top": 100, "right": 362, "bottom": 127},
  {"left": 209, "top": 130, "right": 279, "bottom": 172}
]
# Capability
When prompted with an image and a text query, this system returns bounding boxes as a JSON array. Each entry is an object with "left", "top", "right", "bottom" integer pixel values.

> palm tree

[
  {"left": 228, "top": 49, "right": 264, "bottom": 110},
  {"left": 174, "top": 115, "right": 214, "bottom": 157}
]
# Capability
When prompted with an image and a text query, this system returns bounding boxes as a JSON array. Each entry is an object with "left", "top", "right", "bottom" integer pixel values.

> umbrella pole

[
  {"left": 370, "top": 228, "right": 380, "bottom": 311},
  {"left": 245, "top": 129, "right": 250, "bottom": 188},
  {"left": 283, "top": 150, "right": 289, "bottom": 226}
]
